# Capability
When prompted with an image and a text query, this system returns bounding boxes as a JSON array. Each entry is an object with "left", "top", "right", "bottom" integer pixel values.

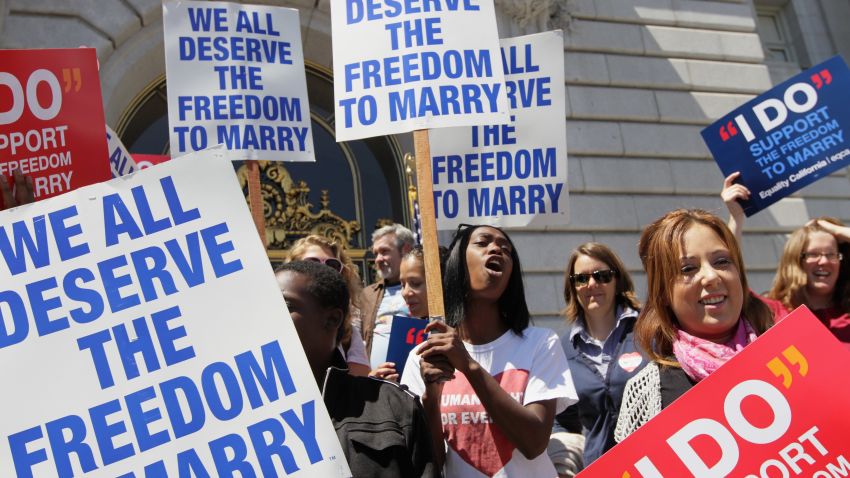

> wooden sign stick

[
  {"left": 413, "top": 129, "right": 445, "bottom": 318},
  {"left": 245, "top": 159, "right": 268, "bottom": 249}
]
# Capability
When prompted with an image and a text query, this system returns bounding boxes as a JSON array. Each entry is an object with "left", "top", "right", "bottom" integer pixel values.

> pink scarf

[{"left": 673, "top": 318, "right": 757, "bottom": 382}]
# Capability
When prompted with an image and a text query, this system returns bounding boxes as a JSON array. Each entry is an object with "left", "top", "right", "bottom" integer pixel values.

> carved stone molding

[{"left": 495, "top": 0, "right": 572, "bottom": 31}]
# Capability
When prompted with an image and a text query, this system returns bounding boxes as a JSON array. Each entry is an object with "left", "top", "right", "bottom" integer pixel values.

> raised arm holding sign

[{"left": 702, "top": 55, "right": 850, "bottom": 217}]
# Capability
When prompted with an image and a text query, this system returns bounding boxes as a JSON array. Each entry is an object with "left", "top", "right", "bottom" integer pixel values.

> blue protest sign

[
  {"left": 701, "top": 55, "right": 850, "bottom": 216},
  {"left": 386, "top": 315, "right": 428, "bottom": 377}
]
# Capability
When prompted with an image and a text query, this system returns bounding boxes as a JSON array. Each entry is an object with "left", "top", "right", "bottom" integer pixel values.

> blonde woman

[{"left": 722, "top": 172, "right": 850, "bottom": 347}]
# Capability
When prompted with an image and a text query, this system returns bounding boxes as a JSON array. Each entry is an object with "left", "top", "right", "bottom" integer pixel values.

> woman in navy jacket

[{"left": 557, "top": 243, "right": 647, "bottom": 465}]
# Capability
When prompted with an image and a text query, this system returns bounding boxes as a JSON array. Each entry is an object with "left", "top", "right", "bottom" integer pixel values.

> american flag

[{"left": 412, "top": 199, "right": 422, "bottom": 245}]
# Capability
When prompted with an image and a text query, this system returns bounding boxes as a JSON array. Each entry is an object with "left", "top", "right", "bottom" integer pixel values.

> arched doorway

[{"left": 115, "top": 62, "right": 412, "bottom": 283}]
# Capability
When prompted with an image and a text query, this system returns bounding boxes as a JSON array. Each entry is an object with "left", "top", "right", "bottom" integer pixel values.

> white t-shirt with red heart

[{"left": 401, "top": 326, "right": 577, "bottom": 478}]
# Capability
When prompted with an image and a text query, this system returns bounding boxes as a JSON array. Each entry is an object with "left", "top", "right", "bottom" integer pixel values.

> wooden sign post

[
  {"left": 413, "top": 130, "right": 445, "bottom": 318},
  {"left": 245, "top": 160, "right": 268, "bottom": 248}
]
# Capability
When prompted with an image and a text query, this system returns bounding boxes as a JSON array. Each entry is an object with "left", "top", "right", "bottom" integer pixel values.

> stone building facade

[{"left": 1, "top": 0, "right": 848, "bottom": 331}]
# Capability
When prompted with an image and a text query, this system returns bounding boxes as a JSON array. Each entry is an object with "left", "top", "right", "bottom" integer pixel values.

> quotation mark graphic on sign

[
  {"left": 62, "top": 68, "right": 82, "bottom": 92},
  {"left": 810, "top": 69, "right": 832, "bottom": 89},
  {"left": 406, "top": 327, "right": 426, "bottom": 345},
  {"left": 767, "top": 345, "right": 808, "bottom": 389},
  {"left": 719, "top": 120, "right": 739, "bottom": 142}
]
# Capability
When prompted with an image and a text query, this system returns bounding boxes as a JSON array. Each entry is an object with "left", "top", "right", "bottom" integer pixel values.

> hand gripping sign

[
  {"left": 330, "top": 0, "right": 510, "bottom": 141},
  {"left": 0, "top": 155, "right": 349, "bottom": 477},
  {"left": 429, "top": 31, "right": 568, "bottom": 229},
  {"left": 0, "top": 48, "right": 110, "bottom": 200},
  {"left": 580, "top": 306, "right": 850, "bottom": 478},
  {"left": 163, "top": 0, "right": 315, "bottom": 162},
  {"left": 701, "top": 56, "right": 850, "bottom": 216}
]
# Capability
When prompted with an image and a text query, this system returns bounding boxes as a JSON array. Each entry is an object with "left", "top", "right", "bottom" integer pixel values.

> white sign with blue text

[
  {"left": 331, "top": 0, "right": 510, "bottom": 141},
  {"left": 429, "top": 31, "right": 568, "bottom": 229},
  {"left": 107, "top": 125, "right": 139, "bottom": 178},
  {"left": 163, "top": 0, "right": 315, "bottom": 161},
  {"left": 0, "top": 156, "right": 350, "bottom": 476}
]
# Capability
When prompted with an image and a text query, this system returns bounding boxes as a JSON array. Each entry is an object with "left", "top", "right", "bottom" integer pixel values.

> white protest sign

[
  {"left": 331, "top": 0, "right": 510, "bottom": 141},
  {"left": 0, "top": 156, "right": 349, "bottom": 476},
  {"left": 429, "top": 31, "right": 568, "bottom": 229},
  {"left": 107, "top": 124, "right": 139, "bottom": 178},
  {"left": 163, "top": 0, "right": 315, "bottom": 162}
]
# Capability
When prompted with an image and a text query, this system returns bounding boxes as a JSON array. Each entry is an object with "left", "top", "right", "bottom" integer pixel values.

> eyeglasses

[
  {"left": 304, "top": 257, "right": 344, "bottom": 272},
  {"left": 570, "top": 269, "right": 617, "bottom": 286},
  {"left": 801, "top": 252, "right": 843, "bottom": 263}
]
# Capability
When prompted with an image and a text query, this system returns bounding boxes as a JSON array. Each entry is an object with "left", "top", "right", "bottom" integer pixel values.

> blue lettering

[
  {"left": 8, "top": 426, "right": 47, "bottom": 478},
  {"left": 45, "top": 415, "right": 98, "bottom": 477},
  {"left": 103, "top": 194, "right": 144, "bottom": 247},
  {"left": 77, "top": 329, "right": 115, "bottom": 388},
  {"left": 89, "top": 399, "right": 135, "bottom": 465},
  {"left": 125, "top": 387, "right": 170, "bottom": 452},
  {"left": 161, "top": 176, "right": 201, "bottom": 226},
  {"left": 132, "top": 186, "right": 171, "bottom": 235},
  {"left": 49, "top": 206, "right": 89, "bottom": 261},
  {"left": 469, "top": 188, "right": 489, "bottom": 217},
  {"left": 247, "top": 418, "right": 300, "bottom": 475},
  {"left": 28, "top": 277, "right": 67, "bottom": 336},
  {"left": 0, "top": 290, "right": 28, "bottom": 348},
  {"left": 97, "top": 255, "right": 141, "bottom": 313},
  {"left": 202, "top": 362, "right": 244, "bottom": 421},
  {"left": 64, "top": 268, "right": 104, "bottom": 324},
  {"left": 161, "top": 376, "right": 206, "bottom": 439},
  {"left": 151, "top": 306, "right": 195, "bottom": 366},
  {"left": 201, "top": 222, "right": 243, "bottom": 278},
  {"left": 280, "top": 401, "right": 323, "bottom": 465},
  {"left": 130, "top": 246, "right": 177, "bottom": 302},
  {"left": 0, "top": 215, "right": 50, "bottom": 275},
  {"left": 114, "top": 316, "right": 162, "bottom": 381},
  {"left": 210, "top": 433, "right": 256, "bottom": 477},
  {"left": 177, "top": 448, "right": 211, "bottom": 477},
  {"left": 235, "top": 340, "right": 297, "bottom": 410}
]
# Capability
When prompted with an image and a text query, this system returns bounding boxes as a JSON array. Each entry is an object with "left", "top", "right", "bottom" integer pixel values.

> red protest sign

[
  {"left": 0, "top": 48, "right": 109, "bottom": 200},
  {"left": 581, "top": 306, "right": 850, "bottom": 478}
]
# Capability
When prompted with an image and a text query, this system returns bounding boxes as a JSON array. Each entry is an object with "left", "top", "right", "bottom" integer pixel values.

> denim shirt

[{"left": 569, "top": 305, "right": 640, "bottom": 377}]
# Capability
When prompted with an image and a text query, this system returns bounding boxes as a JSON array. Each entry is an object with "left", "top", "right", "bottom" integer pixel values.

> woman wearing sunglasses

[
  {"left": 722, "top": 173, "right": 850, "bottom": 347},
  {"left": 614, "top": 209, "right": 774, "bottom": 440},
  {"left": 401, "top": 225, "right": 576, "bottom": 477},
  {"left": 286, "top": 235, "right": 371, "bottom": 376},
  {"left": 556, "top": 243, "right": 646, "bottom": 467}
]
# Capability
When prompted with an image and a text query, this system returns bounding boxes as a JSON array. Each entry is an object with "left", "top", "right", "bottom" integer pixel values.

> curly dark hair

[{"left": 275, "top": 260, "right": 350, "bottom": 342}]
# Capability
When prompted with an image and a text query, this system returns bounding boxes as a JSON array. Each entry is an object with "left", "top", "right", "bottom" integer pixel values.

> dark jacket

[
  {"left": 659, "top": 363, "right": 696, "bottom": 408},
  {"left": 322, "top": 352, "right": 438, "bottom": 478},
  {"left": 559, "top": 313, "right": 648, "bottom": 465},
  {"left": 359, "top": 281, "right": 386, "bottom": 357}
]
